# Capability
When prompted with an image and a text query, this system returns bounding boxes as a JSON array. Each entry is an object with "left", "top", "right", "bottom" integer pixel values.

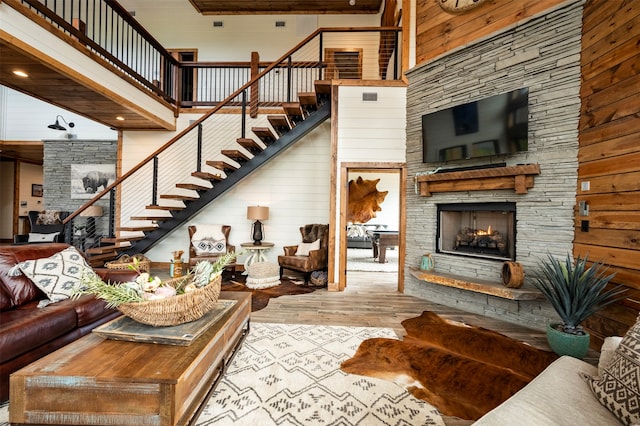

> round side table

[{"left": 240, "top": 242, "right": 275, "bottom": 274}]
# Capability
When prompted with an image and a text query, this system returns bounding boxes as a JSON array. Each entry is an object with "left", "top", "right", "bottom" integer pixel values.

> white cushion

[
  {"left": 12, "top": 247, "right": 96, "bottom": 307},
  {"left": 28, "top": 232, "right": 59, "bottom": 242},
  {"left": 475, "top": 356, "right": 621, "bottom": 425},
  {"left": 295, "top": 239, "right": 320, "bottom": 256}
]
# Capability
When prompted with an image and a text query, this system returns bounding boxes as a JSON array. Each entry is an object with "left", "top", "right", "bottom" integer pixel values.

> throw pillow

[
  {"left": 192, "top": 238, "right": 226, "bottom": 255},
  {"left": 598, "top": 336, "right": 623, "bottom": 377},
  {"left": 12, "top": 246, "right": 95, "bottom": 307},
  {"left": 586, "top": 315, "right": 640, "bottom": 425},
  {"left": 295, "top": 239, "right": 320, "bottom": 256},
  {"left": 28, "top": 232, "right": 59, "bottom": 243}
]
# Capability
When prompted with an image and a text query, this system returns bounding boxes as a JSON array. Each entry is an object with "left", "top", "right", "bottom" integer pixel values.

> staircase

[{"left": 82, "top": 81, "right": 332, "bottom": 266}]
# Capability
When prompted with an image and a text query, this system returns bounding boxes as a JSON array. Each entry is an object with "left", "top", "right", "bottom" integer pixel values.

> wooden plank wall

[
  {"left": 415, "top": 0, "right": 566, "bottom": 64},
  {"left": 578, "top": 0, "right": 640, "bottom": 346}
]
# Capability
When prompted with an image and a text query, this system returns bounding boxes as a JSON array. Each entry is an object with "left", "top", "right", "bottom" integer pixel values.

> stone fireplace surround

[{"left": 404, "top": 1, "right": 584, "bottom": 330}]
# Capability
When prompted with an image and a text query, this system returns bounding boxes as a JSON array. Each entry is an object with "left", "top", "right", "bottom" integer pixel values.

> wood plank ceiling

[
  {"left": 0, "top": 41, "right": 168, "bottom": 131},
  {"left": 188, "top": 0, "right": 382, "bottom": 15}
]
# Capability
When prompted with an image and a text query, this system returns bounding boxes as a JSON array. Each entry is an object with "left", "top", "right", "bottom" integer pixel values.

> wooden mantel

[
  {"left": 409, "top": 268, "right": 542, "bottom": 301},
  {"left": 415, "top": 164, "right": 541, "bottom": 196}
]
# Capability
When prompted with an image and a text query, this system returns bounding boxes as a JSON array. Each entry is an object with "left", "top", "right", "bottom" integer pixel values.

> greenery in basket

[
  {"left": 533, "top": 253, "right": 627, "bottom": 335},
  {"left": 73, "top": 251, "right": 239, "bottom": 309}
]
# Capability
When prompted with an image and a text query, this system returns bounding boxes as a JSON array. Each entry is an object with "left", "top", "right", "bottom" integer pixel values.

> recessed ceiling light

[
  {"left": 13, "top": 70, "right": 28, "bottom": 78},
  {"left": 116, "top": 116, "right": 125, "bottom": 121}
]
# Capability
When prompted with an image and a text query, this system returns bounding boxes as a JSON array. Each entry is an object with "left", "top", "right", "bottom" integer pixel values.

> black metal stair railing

[{"left": 51, "top": 26, "right": 401, "bottom": 262}]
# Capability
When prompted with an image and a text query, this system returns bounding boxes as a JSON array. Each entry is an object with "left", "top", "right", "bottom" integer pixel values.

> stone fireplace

[
  {"left": 403, "top": 1, "right": 584, "bottom": 330},
  {"left": 438, "top": 202, "right": 515, "bottom": 262}
]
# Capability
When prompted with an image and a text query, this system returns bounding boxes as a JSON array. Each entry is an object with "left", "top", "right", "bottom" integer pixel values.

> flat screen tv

[{"left": 422, "top": 88, "right": 529, "bottom": 163}]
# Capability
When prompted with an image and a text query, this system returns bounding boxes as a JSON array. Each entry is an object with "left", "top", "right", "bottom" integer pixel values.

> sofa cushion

[
  {"left": 0, "top": 284, "right": 11, "bottom": 311},
  {"left": 475, "top": 356, "right": 621, "bottom": 425},
  {"left": 587, "top": 316, "right": 640, "bottom": 425},
  {"left": 0, "top": 301, "right": 77, "bottom": 363},
  {"left": 11, "top": 246, "right": 95, "bottom": 307},
  {"left": 0, "top": 243, "right": 69, "bottom": 307},
  {"left": 598, "top": 336, "right": 623, "bottom": 377}
]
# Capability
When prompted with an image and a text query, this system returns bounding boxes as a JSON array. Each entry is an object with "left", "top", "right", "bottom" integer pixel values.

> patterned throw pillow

[
  {"left": 193, "top": 238, "right": 226, "bottom": 255},
  {"left": 13, "top": 247, "right": 95, "bottom": 307},
  {"left": 586, "top": 315, "right": 640, "bottom": 425}
]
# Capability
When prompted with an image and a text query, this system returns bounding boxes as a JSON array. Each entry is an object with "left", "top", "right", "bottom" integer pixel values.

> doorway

[
  {"left": 339, "top": 163, "right": 406, "bottom": 293},
  {"left": 168, "top": 49, "right": 198, "bottom": 105}
]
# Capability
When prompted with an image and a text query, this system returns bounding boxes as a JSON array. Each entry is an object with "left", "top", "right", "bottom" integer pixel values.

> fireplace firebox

[{"left": 437, "top": 203, "right": 516, "bottom": 261}]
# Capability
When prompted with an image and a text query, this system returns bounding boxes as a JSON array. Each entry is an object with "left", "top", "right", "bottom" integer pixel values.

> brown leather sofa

[{"left": 0, "top": 243, "right": 137, "bottom": 401}]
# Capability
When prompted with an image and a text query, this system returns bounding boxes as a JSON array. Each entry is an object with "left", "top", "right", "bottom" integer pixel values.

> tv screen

[{"left": 422, "top": 88, "right": 529, "bottom": 163}]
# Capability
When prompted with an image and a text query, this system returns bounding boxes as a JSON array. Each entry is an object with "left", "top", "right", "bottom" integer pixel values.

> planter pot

[{"left": 545, "top": 323, "right": 590, "bottom": 359}]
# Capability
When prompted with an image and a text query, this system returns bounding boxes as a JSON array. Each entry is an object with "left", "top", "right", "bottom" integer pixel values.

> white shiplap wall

[
  {"left": 137, "top": 122, "right": 332, "bottom": 265},
  {"left": 332, "top": 85, "right": 407, "bottom": 284}
]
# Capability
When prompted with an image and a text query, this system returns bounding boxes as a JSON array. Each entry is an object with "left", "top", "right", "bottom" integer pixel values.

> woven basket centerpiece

[{"left": 118, "top": 274, "right": 222, "bottom": 327}]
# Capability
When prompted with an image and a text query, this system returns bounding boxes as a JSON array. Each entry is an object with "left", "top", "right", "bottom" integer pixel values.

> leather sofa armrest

[
  {"left": 283, "top": 245, "right": 298, "bottom": 256},
  {"left": 94, "top": 269, "right": 139, "bottom": 283}
]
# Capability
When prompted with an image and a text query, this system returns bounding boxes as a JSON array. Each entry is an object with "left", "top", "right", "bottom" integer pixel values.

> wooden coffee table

[{"left": 10, "top": 291, "right": 251, "bottom": 426}]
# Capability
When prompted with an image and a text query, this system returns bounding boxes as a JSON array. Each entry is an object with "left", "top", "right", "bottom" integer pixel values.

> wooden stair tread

[
  {"left": 87, "top": 252, "right": 118, "bottom": 261},
  {"left": 130, "top": 215, "right": 172, "bottom": 221},
  {"left": 176, "top": 183, "right": 210, "bottom": 191},
  {"left": 85, "top": 244, "right": 131, "bottom": 255},
  {"left": 206, "top": 160, "right": 238, "bottom": 173},
  {"left": 160, "top": 193, "right": 200, "bottom": 201},
  {"left": 146, "top": 205, "right": 186, "bottom": 211},
  {"left": 267, "top": 115, "right": 291, "bottom": 136},
  {"left": 118, "top": 226, "right": 159, "bottom": 232},
  {"left": 252, "top": 127, "right": 277, "bottom": 145},
  {"left": 237, "top": 138, "right": 263, "bottom": 154},
  {"left": 298, "top": 92, "right": 318, "bottom": 106},
  {"left": 282, "top": 102, "right": 304, "bottom": 125},
  {"left": 314, "top": 80, "right": 331, "bottom": 95},
  {"left": 221, "top": 149, "right": 250, "bottom": 162},
  {"left": 191, "top": 171, "right": 224, "bottom": 181},
  {"left": 101, "top": 236, "right": 145, "bottom": 243}
]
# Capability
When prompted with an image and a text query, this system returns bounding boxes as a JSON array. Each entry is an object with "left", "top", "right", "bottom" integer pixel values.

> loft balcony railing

[{"left": 15, "top": 0, "right": 178, "bottom": 103}]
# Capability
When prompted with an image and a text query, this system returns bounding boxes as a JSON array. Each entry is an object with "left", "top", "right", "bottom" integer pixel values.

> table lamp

[
  {"left": 247, "top": 206, "right": 269, "bottom": 245},
  {"left": 80, "top": 205, "right": 103, "bottom": 238}
]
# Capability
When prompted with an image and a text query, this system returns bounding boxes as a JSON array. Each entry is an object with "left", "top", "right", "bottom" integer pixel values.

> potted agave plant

[{"left": 534, "top": 253, "right": 627, "bottom": 359}]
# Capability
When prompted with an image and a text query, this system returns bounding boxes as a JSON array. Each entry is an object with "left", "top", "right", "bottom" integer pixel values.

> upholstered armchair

[
  {"left": 13, "top": 210, "right": 70, "bottom": 245},
  {"left": 188, "top": 225, "right": 236, "bottom": 273},
  {"left": 278, "top": 224, "right": 329, "bottom": 284}
]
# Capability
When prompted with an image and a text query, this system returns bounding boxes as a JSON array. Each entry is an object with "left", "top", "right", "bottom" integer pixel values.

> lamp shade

[
  {"left": 247, "top": 206, "right": 269, "bottom": 221},
  {"left": 80, "top": 205, "right": 103, "bottom": 217}
]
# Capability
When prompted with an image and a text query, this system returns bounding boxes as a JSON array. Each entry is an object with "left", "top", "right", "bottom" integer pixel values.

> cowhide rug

[
  {"left": 340, "top": 311, "right": 558, "bottom": 421},
  {"left": 221, "top": 277, "right": 319, "bottom": 312}
]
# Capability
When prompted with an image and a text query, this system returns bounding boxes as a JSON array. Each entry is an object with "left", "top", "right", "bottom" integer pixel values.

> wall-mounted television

[{"left": 422, "top": 88, "right": 529, "bottom": 163}]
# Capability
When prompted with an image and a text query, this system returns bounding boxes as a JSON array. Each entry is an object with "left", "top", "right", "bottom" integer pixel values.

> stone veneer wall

[
  {"left": 43, "top": 139, "right": 117, "bottom": 237},
  {"left": 404, "top": 1, "right": 584, "bottom": 330}
]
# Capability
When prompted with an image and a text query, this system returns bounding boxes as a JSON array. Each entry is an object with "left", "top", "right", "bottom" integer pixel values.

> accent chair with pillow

[
  {"left": 188, "top": 224, "right": 236, "bottom": 274},
  {"left": 278, "top": 224, "right": 329, "bottom": 285},
  {"left": 13, "top": 210, "right": 70, "bottom": 245}
]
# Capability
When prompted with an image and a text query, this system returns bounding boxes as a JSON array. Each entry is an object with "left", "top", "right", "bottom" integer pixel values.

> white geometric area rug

[
  {"left": 0, "top": 324, "right": 444, "bottom": 426},
  {"left": 197, "top": 323, "right": 444, "bottom": 425}
]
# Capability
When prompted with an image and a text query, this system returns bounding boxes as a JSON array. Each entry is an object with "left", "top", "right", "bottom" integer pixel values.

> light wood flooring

[{"left": 253, "top": 271, "right": 552, "bottom": 350}]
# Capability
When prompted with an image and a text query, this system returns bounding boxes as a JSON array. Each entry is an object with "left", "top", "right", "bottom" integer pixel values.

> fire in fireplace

[{"left": 437, "top": 203, "right": 516, "bottom": 261}]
